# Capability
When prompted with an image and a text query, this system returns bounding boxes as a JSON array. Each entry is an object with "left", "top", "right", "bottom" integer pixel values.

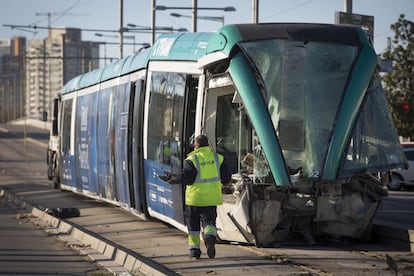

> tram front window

[{"left": 239, "top": 39, "right": 358, "bottom": 178}]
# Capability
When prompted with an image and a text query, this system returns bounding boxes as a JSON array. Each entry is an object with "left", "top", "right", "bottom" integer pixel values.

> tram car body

[{"left": 47, "top": 23, "right": 407, "bottom": 246}]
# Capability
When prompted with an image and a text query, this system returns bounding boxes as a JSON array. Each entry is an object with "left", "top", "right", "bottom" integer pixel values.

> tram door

[
  {"left": 130, "top": 78, "right": 146, "bottom": 213},
  {"left": 144, "top": 70, "right": 198, "bottom": 224}
]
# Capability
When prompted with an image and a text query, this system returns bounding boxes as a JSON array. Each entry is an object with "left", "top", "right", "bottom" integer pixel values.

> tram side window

[
  {"left": 61, "top": 99, "right": 73, "bottom": 153},
  {"left": 147, "top": 72, "right": 186, "bottom": 173}
]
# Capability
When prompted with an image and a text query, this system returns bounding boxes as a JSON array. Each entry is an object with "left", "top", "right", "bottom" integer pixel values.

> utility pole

[
  {"left": 36, "top": 12, "right": 50, "bottom": 119},
  {"left": 344, "top": 0, "right": 352, "bottom": 13},
  {"left": 119, "top": 0, "right": 124, "bottom": 59},
  {"left": 151, "top": 0, "right": 156, "bottom": 45},
  {"left": 36, "top": 12, "right": 51, "bottom": 37},
  {"left": 192, "top": 0, "right": 197, "bottom": 32},
  {"left": 42, "top": 39, "right": 46, "bottom": 121},
  {"left": 252, "top": 0, "right": 259, "bottom": 23}
]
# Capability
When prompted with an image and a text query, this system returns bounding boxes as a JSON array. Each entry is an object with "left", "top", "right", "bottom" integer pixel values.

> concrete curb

[{"left": 0, "top": 188, "right": 176, "bottom": 276}]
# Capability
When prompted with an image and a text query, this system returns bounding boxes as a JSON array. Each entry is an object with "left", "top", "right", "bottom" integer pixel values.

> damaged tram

[{"left": 47, "top": 23, "right": 407, "bottom": 246}]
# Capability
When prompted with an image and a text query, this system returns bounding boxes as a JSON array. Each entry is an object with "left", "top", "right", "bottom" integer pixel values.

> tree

[{"left": 382, "top": 14, "right": 414, "bottom": 140}]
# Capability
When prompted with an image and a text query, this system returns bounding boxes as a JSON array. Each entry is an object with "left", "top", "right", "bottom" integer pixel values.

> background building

[
  {"left": 0, "top": 28, "right": 100, "bottom": 123},
  {"left": 0, "top": 37, "right": 25, "bottom": 123},
  {"left": 25, "top": 28, "right": 99, "bottom": 121}
]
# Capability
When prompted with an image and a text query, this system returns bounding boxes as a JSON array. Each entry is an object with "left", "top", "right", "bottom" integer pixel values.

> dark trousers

[
  {"left": 185, "top": 205, "right": 218, "bottom": 256},
  {"left": 185, "top": 205, "right": 217, "bottom": 232}
]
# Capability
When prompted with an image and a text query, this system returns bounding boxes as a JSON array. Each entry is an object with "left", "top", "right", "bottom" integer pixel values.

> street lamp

[
  {"left": 125, "top": 35, "right": 135, "bottom": 52},
  {"left": 95, "top": 33, "right": 117, "bottom": 39},
  {"left": 127, "top": 23, "right": 187, "bottom": 46},
  {"left": 155, "top": 6, "right": 235, "bottom": 11},
  {"left": 151, "top": 1, "right": 235, "bottom": 43},
  {"left": 156, "top": 5, "right": 235, "bottom": 32},
  {"left": 127, "top": 23, "right": 187, "bottom": 33},
  {"left": 170, "top": 13, "right": 225, "bottom": 26},
  {"left": 93, "top": 40, "right": 151, "bottom": 65},
  {"left": 95, "top": 33, "right": 145, "bottom": 55}
]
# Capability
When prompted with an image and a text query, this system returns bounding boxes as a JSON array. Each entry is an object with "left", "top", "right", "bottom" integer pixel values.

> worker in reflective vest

[{"left": 162, "top": 134, "right": 231, "bottom": 259}]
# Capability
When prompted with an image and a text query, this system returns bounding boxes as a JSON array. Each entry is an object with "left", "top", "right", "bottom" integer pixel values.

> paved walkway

[
  {"left": 1, "top": 184, "right": 308, "bottom": 275},
  {"left": 0, "top": 192, "right": 112, "bottom": 275}
]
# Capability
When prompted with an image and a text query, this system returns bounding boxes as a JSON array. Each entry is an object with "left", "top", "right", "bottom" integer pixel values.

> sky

[{"left": 1, "top": 0, "right": 413, "bottom": 61}]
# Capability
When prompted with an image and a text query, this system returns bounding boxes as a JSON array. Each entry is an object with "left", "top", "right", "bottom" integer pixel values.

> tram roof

[
  {"left": 62, "top": 23, "right": 368, "bottom": 94},
  {"left": 62, "top": 32, "right": 215, "bottom": 94}
]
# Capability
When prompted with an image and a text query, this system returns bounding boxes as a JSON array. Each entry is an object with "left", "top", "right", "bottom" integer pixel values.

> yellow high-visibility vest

[{"left": 185, "top": 146, "right": 223, "bottom": 206}]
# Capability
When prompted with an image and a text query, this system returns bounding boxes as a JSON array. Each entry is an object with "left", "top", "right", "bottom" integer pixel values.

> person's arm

[
  {"left": 176, "top": 159, "right": 197, "bottom": 185},
  {"left": 220, "top": 161, "right": 232, "bottom": 184}
]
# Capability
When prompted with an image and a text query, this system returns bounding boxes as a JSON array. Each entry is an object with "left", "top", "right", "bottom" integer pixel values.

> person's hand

[
  {"left": 159, "top": 174, "right": 170, "bottom": 182},
  {"left": 159, "top": 173, "right": 178, "bottom": 184},
  {"left": 168, "top": 175, "right": 177, "bottom": 184}
]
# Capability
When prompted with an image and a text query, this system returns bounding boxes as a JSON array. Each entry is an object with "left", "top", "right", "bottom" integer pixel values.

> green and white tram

[{"left": 47, "top": 23, "right": 407, "bottom": 246}]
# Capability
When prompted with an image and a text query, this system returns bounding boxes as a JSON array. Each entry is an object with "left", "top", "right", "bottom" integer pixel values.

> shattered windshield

[
  {"left": 340, "top": 76, "right": 407, "bottom": 176},
  {"left": 238, "top": 38, "right": 406, "bottom": 180},
  {"left": 239, "top": 39, "right": 357, "bottom": 178}
]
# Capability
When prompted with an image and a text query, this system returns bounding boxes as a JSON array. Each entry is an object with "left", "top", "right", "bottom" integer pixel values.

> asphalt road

[
  {"left": 0, "top": 123, "right": 113, "bottom": 275},
  {"left": 375, "top": 190, "right": 414, "bottom": 229},
  {"left": 0, "top": 194, "right": 113, "bottom": 276},
  {"left": 0, "top": 123, "right": 413, "bottom": 276}
]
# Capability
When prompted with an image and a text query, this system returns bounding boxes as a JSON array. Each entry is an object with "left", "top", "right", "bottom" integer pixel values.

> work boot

[
  {"left": 204, "top": 235, "right": 216, "bottom": 259},
  {"left": 189, "top": 248, "right": 201, "bottom": 260}
]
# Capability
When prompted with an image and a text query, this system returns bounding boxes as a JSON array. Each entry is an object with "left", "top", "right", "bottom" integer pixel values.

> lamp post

[
  {"left": 95, "top": 33, "right": 116, "bottom": 63},
  {"left": 95, "top": 33, "right": 118, "bottom": 39},
  {"left": 125, "top": 35, "right": 135, "bottom": 52},
  {"left": 155, "top": 5, "right": 236, "bottom": 11},
  {"left": 127, "top": 23, "right": 187, "bottom": 33},
  {"left": 151, "top": 0, "right": 156, "bottom": 45},
  {"left": 252, "top": 0, "right": 259, "bottom": 23},
  {"left": 170, "top": 13, "right": 225, "bottom": 26},
  {"left": 95, "top": 33, "right": 143, "bottom": 57},
  {"left": 153, "top": 2, "right": 235, "bottom": 34},
  {"left": 119, "top": 0, "right": 124, "bottom": 59},
  {"left": 193, "top": 0, "right": 197, "bottom": 36},
  {"left": 127, "top": 23, "right": 188, "bottom": 46}
]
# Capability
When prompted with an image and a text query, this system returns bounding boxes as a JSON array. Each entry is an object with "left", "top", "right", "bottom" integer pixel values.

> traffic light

[
  {"left": 402, "top": 103, "right": 409, "bottom": 110},
  {"left": 400, "top": 102, "right": 414, "bottom": 126}
]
